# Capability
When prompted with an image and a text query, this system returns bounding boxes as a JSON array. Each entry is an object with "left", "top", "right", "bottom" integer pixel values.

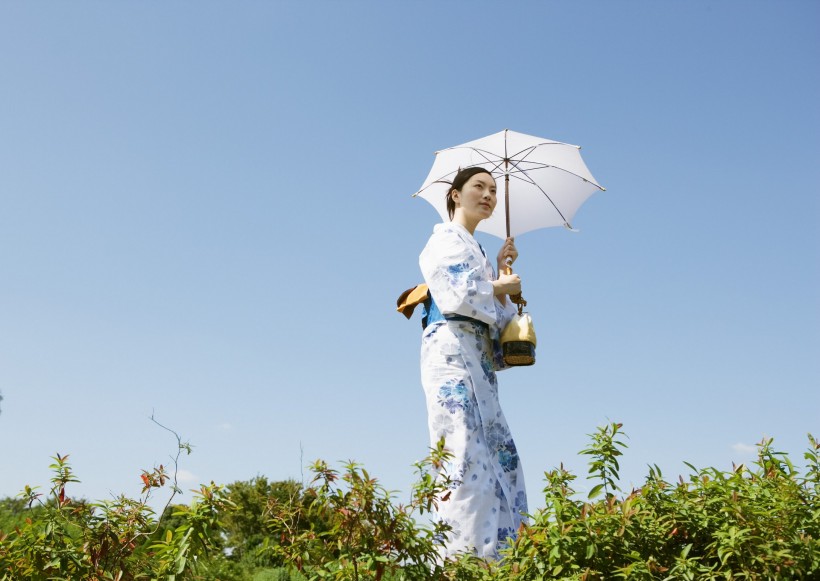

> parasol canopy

[{"left": 413, "top": 129, "right": 605, "bottom": 239}]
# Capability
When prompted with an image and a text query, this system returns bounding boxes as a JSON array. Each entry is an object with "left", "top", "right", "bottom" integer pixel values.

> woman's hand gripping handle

[{"left": 494, "top": 237, "right": 526, "bottom": 313}]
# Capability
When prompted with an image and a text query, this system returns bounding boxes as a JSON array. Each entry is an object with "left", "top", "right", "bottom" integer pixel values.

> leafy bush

[
  {"left": 258, "top": 438, "right": 453, "bottom": 580},
  {"left": 458, "top": 423, "right": 820, "bottom": 580},
  {"left": 0, "top": 417, "right": 233, "bottom": 581},
  {"left": 1, "top": 423, "right": 817, "bottom": 580}
]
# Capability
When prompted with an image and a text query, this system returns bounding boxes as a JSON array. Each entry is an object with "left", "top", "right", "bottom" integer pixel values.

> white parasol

[{"left": 413, "top": 129, "right": 605, "bottom": 239}]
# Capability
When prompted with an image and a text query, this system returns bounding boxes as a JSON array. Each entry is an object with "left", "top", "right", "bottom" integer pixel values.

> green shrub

[
  {"left": 463, "top": 423, "right": 820, "bottom": 580},
  {"left": 259, "top": 439, "right": 454, "bottom": 580},
  {"left": 251, "top": 567, "right": 308, "bottom": 581},
  {"left": 0, "top": 417, "right": 229, "bottom": 581},
  {"left": 1, "top": 423, "right": 816, "bottom": 580}
]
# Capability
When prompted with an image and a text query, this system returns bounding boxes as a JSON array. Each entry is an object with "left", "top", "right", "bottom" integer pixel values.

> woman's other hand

[{"left": 497, "top": 237, "right": 518, "bottom": 273}]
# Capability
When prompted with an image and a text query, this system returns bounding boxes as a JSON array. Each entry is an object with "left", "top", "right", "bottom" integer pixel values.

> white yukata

[{"left": 419, "top": 221, "right": 528, "bottom": 560}]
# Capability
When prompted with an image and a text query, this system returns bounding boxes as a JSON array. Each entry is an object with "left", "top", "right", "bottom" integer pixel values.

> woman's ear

[{"left": 451, "top": 189, "right": 460, "bottom": 205}]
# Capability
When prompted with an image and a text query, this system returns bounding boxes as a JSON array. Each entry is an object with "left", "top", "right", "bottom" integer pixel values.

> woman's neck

[{"left": 452, "top": 211, "right": 477, "bottom": 235}]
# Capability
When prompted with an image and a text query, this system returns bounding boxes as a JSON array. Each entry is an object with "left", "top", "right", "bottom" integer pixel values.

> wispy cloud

[
  {"left": 731, "top": 442, "right": 757, "bottom": 455},
  {"left": 176, "top": 469, "right": 198, "bottom": 483},
  {"left": 217, "top": 422, "right": 232, "bottom": 431}
]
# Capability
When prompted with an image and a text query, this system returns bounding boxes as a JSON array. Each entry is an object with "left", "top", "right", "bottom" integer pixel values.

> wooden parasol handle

[{"left": 503, "top": 150, "right": 526, "bottom": 315}]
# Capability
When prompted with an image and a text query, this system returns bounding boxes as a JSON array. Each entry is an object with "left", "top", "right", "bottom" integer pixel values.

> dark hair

[{"left": 443, "top": 166, "right": 494, "bottom": 219}]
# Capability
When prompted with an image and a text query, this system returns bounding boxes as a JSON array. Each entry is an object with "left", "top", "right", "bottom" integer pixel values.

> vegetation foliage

[{"left": 1, "top": 422, "right": 817, "bottom": 580}]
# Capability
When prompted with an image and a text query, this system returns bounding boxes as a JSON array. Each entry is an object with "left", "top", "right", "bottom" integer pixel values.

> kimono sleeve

[{"left": 419, "top": 229, "right": 498, "bottom": 325}]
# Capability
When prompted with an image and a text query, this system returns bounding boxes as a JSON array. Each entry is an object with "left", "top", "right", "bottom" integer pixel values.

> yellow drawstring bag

[{"left": 501, "top": 310, "right": 536, "bottom": 366}]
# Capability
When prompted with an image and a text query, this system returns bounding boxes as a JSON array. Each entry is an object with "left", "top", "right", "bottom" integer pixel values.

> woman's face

[{"left": 453, "top": 172, "right": 497, "bottom": 224}]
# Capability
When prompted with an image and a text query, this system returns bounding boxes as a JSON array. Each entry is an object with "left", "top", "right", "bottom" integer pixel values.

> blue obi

[
  {"left": 421, "top": 295, "right": 444, "bottom": 328},
  {"left": 422, "top": 294, "right": 488, "bottom": 331}
]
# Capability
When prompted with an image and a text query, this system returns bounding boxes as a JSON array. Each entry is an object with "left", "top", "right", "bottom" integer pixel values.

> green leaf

[
  {"left": 585, "top": 543, "right": 596, "bottom": 559},
  {"left": 588, "top": 484, "right": 604, "bottom": 500}
]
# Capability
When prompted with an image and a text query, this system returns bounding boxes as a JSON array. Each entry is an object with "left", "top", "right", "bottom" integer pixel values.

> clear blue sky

[{"left": 1, "top": 1, "right": 818, "bottom": 512}]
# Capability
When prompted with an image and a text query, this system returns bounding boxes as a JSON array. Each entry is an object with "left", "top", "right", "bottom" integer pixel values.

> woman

[{"left": 419, "top": 166, "right": 528, "bottom": 560}]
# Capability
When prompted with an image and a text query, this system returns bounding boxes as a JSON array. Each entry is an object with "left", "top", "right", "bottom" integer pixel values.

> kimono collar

[
  {"left": 435, "top": 220, "right": 474, "bottom": 240},
  {"left": 434, "top": 221, "right": 489, "bottom": 262}
]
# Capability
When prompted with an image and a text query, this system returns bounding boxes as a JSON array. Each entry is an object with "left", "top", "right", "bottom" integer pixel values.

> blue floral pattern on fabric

[
  {"left": 497, "top": 440, "right": 520, "bottom": 473},
  {"left": 438, "top": 379, "right": 470, "bottom": 413},
  {"left": 497, "top": 526, "right": 516, "bottom": 543},
  {"left": 480, "top": 350, "right": 497, "bottom": 386},
  {"left": 447, "top": 262, "right": 471, "bottom": 278}
]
